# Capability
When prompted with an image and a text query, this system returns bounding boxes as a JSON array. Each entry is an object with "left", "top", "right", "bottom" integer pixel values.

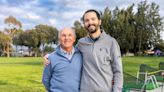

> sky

[{"left": 0, "top": 0, "right": 164, "bottom": 39}]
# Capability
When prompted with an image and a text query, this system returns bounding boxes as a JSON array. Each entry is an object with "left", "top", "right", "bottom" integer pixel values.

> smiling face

[
  {"left": 83, "top": 11, "right": 101, "bottom": 34},
  {"left": 59, "top": 28, "right": 76, "bottom": 51}
]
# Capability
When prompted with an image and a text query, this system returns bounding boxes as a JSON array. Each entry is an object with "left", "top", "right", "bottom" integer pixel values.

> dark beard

[{"left": 87, "top": 24, "right": 97, "bottom": 33}]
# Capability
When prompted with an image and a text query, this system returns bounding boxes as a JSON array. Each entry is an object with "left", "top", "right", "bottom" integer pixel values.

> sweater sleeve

[
  {"left": 111, "top": 39, "right": 123, "bottom": 92},
  {"left": 42, "top": 61, "right": 52, "bottom": 91}
]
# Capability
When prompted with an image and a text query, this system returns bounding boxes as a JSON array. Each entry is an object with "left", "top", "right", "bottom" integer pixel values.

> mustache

[{"left": 88, "top": 24, "right": 95, "bottom": 28}]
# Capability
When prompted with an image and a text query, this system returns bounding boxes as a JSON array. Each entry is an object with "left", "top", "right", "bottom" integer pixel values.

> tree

[
  {"left": 4, "top": 15, "right": 22, "bottom": 57},
  {"left": 102, "top": 6, "right": 135, "bottom": 54},
  {"left": 73, "top": 21, "right": 87, "bottom": 43},
  {"left": 133, "top": 1, "right": 163, "bottom": 54},
  {"left": 13, "top": 24, "right": 58, "bottom": 57},
  {"left": 146, "top": 2, "right": 163, "bottom": 49},
  {"left": 0, "top": 31, "right": 11, "bottom": 56},
  {"left": 35, "top": 24, "right": 58, "bottom": 56},
  {"left": 101, "top": 7, "right": 112, "bottom": 34},
  {"left": 100, "top": 1, "right": 163, "bottom": 55},
  {"left": 13, "top": 29, "right": 37, "bottom": 56}
]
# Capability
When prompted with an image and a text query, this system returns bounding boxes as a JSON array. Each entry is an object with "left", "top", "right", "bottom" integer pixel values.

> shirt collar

[{"left": 60, "top": 46, "right": 75, "bottom": 55}]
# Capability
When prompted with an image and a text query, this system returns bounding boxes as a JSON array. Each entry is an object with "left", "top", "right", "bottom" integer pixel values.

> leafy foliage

[{"left": 73, "top": 1, "right": 164, "bottom": 55}]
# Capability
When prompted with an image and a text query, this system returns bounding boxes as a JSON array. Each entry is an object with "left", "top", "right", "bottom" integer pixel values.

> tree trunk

[
  {"left": 41, "top": 44, "right": 45, "bottom": 57},
  {"left": 35, "top": 52, "right": 37, "bottom": 57},
  {"left": 138, "top": 29, "right": 142, "bottom": 53},
  {"left": 28, "top": 47, "right": 31, "bottom": 56},
  {"left": 7, "top": 42, "right": 10, "bottom": 57}
]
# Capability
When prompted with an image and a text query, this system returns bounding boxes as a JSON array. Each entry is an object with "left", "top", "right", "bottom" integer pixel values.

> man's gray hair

[{"left": 58, "top": 27, "right": 76, "bottom": 39}]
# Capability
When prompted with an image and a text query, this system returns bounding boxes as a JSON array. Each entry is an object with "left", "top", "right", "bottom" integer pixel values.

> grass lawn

[
  {"left": 122, "top": 56, "right": 164, "bottom": 76},
  {"left": 0, "top": 57, "right": 45, "bottom": 92},
  {"left": 0, "top": 56, "right": 163, "bottom": 92}
]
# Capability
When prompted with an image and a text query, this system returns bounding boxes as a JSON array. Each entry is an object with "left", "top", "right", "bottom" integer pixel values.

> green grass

[
  {"left": 0, "top": 56, "right": 164, "bottom": 92},
  {"left": 122, "top": 56, "right": 164, "bottom": 75},
  {"left": 0, "top": 57, "right": 45, "bottom": 92}
]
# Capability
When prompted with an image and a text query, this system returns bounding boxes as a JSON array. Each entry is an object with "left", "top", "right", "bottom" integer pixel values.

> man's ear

[
  {"left": 99, "top": 20, "right": 102, "bottom": 26},
  {"left": 73, "top": 37, "right": 76, "bottom": 43}
]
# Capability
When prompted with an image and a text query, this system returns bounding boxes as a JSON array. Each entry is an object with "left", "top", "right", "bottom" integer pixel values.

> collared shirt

[{"left": 60, "top": 46, "right": 75, "bottom": 60}]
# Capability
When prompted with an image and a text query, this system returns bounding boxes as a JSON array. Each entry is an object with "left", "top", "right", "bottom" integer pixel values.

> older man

[{"left": 42, "top": 27, "right": 82, "bottom": 92}]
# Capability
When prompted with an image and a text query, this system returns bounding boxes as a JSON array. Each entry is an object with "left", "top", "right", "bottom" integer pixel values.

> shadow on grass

[
  {"left": 27, "top": 79, "right": 41, "bottom": 84},
  {"left": 0, "top": 80, "right": 8, "bottom": 85},
  {"left": 0, "top": 80, "right": 18, "bottom": 86}
]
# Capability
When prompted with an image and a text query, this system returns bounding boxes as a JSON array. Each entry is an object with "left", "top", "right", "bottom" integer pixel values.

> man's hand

[{"left": 43, "top": 54, "right": 50, "bottom": 66}]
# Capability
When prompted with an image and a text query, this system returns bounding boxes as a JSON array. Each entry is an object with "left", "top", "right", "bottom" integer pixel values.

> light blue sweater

[{"left": 42, "top": 46, "right": 82, "bottom": 92}]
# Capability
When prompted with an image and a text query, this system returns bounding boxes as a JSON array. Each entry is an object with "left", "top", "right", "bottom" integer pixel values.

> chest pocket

[
  {"left": 103, "top": 55, "right": 112, "bottom": 65},
  {"left": 98, "top": 47, "right": 112, "bottom": 65}
]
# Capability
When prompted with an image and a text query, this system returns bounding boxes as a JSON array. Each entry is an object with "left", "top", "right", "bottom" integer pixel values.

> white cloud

[
  {"left": 48, "top": 18, "right": 56, "bottom": 26},
  {"left": 66, "top": 0, "right": 93, "bottom": 10},
  {"left": 0, "top": 14, "right": 5, "bottom": 19},
  {"left": 0, "top": 14, "right": 6, "bottom": 28},
  {"left": 0, "top": 25, "right": 5, "bottom": 31},
  {"left": 26, "top": 12, "right": 41, "bottom": 20},
  {"left": 161, "top": 31, "right": 164, "bottom": 40},
  {"left": 0, "top": 5, "right": 23, "bottom": 15},
  {"left": 23, "top": 22, "right": 35, "bottom": 30},
  {"left": 61, "top": 11, "right": 83, "bottom": 20},
  {"left": 0, "top": 0, "right": 164, "bottom": 34}
]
